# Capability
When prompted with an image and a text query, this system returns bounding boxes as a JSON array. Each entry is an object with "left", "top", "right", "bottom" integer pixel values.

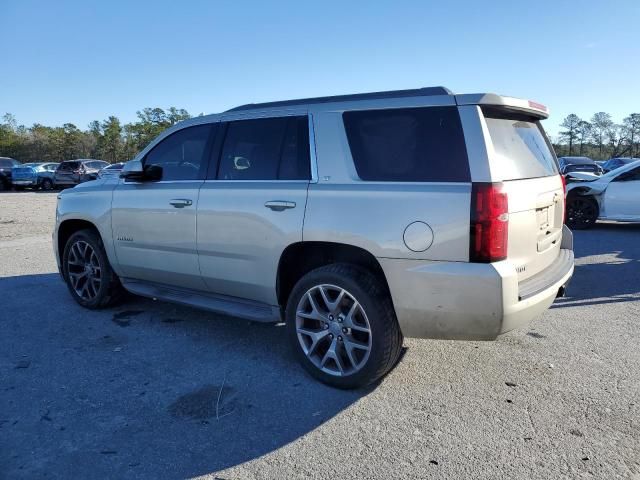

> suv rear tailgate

[{"left": 482, "top": 106, "right": 565, "bottom": 283}]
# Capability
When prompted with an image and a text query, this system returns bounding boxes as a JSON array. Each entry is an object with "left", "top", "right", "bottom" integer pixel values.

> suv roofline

[
  {"left": 221, "top": 88, "right": 548, "bottom": 119},
  {"left": 167, "top": 88, "right": 549, "bottom": 141},
  {"left": 225, "top": 86, "right": 454, "bottom": 112}
]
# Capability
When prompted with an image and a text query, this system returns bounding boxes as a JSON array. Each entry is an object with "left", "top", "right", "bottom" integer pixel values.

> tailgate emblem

[{"left": 516, "top": 265, "right": 527, "bottom": 273}]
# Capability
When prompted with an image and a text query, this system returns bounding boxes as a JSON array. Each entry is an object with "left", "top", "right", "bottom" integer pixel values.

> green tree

[
  {"left": 559, "top": 114, "right": 581, "bottom": 155},
  {"left": 622, "top": 113, "right": 640, "bottom": 158},
  {"left": 576, "top": 120, "right": 592, "bottom": 155},
  {"left": 590, "top": 112, "right": 613, "bottom": 159}
]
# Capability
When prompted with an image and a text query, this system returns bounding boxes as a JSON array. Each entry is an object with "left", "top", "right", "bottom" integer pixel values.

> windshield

[
  {"left": 602, "top": 159, "right": 640, "bottom": 179},
  {"left": 483, "top": 109, "right": 558, "bottom": 180}
]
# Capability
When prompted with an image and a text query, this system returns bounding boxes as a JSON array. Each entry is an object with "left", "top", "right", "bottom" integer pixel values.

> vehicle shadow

[
  {"left": 552, "top": 222, "right": 640, "bottom": 309},
  {"left": 0, "top": 273, "right": 368, "bottom": 479}
]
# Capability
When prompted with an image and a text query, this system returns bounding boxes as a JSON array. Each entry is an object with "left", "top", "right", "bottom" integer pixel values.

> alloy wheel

[
  {"left": 67, "top": 240, "right": 102, "bottom": 301},
  {"left": 567, "top": 198, "right": 597, "bottom": 228},
  {"left": 295, "top": 284, "right": 372, "bottom": 377}
]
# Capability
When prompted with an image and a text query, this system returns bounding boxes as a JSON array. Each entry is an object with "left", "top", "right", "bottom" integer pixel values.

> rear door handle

[
  {"left": 264, "top": 200, "right": 296, "bottom": 211},
  {"left": 169, "top": 198, "right": 193, "bottom": 208}
]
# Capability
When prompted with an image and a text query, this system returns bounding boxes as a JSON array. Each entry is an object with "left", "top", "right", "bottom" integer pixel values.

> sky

[{"left": 1, "top": 0, "right": 639, "bottom": 138}]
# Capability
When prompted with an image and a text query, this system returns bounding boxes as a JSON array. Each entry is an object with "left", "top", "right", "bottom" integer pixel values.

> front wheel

[
  {"left": 286, "top": 264, "right": 403, "bottom": 389},
  {"left": 566, "top": 196, "right": 598, "bottom": 230},
  {"left": 62, "top": 229, "right": 125, "bottom": 309}
]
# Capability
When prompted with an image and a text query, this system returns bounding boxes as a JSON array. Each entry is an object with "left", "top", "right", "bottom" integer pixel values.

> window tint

[
  {"left": 343, "top": 106, "right": 470, "bottom": 182},
  {"left": 217, "top": 116, "right": 310, "bottom": 181},
  {"left": 0, "top": 159, "right": 13, "bottom": 167},
  {"left": 60, "top": 161, "right": 80, "bottom": 171},
  {"left": 483, "top": 109, "right": 558, "bottom": 180},
  {"left": 144, "top": 124, "right": 213, "bottom": 181}
]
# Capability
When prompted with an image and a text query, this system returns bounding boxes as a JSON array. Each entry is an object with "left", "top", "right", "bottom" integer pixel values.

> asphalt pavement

[{"left": 1, "top": 192, "right": 638, "bottom": 479}]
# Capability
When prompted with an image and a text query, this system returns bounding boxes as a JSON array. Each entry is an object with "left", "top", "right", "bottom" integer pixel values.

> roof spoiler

[{"left": 455, "top": 93, "right": 549, "bottom": 119}]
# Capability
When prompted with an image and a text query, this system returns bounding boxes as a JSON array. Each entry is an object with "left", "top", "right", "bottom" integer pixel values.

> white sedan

[{"left": 566, "top": 159, "right": 640, "bottom": 229}]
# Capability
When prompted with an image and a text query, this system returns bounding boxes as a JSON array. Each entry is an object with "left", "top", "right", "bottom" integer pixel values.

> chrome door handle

[
  {"left": 264, "top": 200, "right": 296, "bottom": 211},
  {"left": 169, "top": 198, "right": 193, "bottom": 208}
]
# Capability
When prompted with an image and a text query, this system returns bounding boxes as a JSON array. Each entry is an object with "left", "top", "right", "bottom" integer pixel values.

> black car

[
  {"left": 53, "top": 159, "right": 109, "bottom": 188},
  {"left": 601, "top": 157, "right": 639, "bottom": 173},
  {"left": 0, "top": 157, "right": 21, "bottom": 190},
  {"left": 558, "top": 156, "right": 603, "bottom": 176}
]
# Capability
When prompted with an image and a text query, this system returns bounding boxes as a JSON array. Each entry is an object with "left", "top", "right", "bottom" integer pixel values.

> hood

[{"left": 565, "top": 171, "right": 600, "bottom": 182}]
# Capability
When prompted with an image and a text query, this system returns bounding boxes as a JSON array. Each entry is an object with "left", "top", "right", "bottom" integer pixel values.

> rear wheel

[
  {"left": 41, "top": 178, "right": 54, "bottom": 191},
  {"left": 62, "top": 229, "right": 125, "bottom": 309},
  {"left": 566, "top": 196, "right": 598, "bottom": 230},
  {"left": 286, "top": 264, "right": 403, "bottom": 389}
]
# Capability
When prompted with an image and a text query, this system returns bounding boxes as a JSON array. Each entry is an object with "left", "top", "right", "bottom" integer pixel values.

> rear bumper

[{"left": 379, "top": 230, "right": 574, "bottom": 340}]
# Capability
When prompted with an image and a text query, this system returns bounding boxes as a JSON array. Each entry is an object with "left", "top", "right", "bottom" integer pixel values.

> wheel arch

[
  {"left": 276, "top": 241, "right": 393, "bottom": 308},
  {"left": 57, "top": 219, "right": 102, "bottom": 270}
]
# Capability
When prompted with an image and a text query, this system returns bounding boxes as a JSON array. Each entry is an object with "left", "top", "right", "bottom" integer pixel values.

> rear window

[
  {"left": 483, "top": 108, "right": 558, "bottom": 180},
  {"left": 343, "top": 106, "right": 470, "bottom": 182},
  {"left": 60, "top": 161, "right": 80, "bottom": 170}
]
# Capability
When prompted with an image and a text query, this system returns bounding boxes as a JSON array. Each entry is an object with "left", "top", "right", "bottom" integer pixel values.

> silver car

[{"left": 53, "top": 87, "right": 574, "bottom": 388}]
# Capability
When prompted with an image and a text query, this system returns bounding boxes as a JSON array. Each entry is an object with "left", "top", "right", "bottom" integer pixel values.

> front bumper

[{"left": 379, "top": 228, "right": 574, "bottom": 341}]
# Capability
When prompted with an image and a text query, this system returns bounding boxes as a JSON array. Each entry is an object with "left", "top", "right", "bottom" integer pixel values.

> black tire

[
  {"left": 14, "top": 185, "right": 24, "bottom": 191},
  {"left": 0, "top": 178, "right": 7, "bottom": 191},
  {"left": 41, "top": 178, "right": 54, "bottom": 191},
  {"left": 62, "top": 229, "right": 125, "bottom": 309},
  {"left": 566, "top": 195, "right": 598, "bottom": 230},
  {"left": 286, "top": 263, "right": 403, "bottom": 389}
]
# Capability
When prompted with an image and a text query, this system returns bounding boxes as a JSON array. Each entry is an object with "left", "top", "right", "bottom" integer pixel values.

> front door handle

[
  {"left": 169, "top": 198, "right": 193, "bottom": 208},
  {"left": 264, "top": 200, "right": 296, "bottom": 212}
]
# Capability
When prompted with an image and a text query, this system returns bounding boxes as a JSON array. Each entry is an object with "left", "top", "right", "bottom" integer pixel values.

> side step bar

[{"left": 120, "top": 279, "right": 281, "bottom": 323}]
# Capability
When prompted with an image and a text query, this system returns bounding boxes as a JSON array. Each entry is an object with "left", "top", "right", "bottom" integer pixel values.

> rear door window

[
  {"left": 216, "top": 116, "right": 310, "bottom": 181},
  {"left": 343, "top": 106, "right": 470, "bottom": 182},
  {"left": 483, "top": 108, "right": 558, "bottom": 180}
]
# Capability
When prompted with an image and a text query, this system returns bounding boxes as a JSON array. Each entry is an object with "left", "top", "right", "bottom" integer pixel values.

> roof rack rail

[{"left": 225, "top": 86, "right": 453, "bottom": 112}]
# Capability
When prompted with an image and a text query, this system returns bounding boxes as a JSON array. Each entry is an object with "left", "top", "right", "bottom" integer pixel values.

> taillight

[{"left": 470, "top": 183, "right": 509, "bottom": 263}]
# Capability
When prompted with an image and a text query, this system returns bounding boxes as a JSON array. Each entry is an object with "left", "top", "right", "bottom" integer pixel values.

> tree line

[
  {"left": 3, "top": 107, "right": 639, "bottom": 164},
  {"left": 553, "top": 111, "right": 640, "bottom": 160},
  {"left": 0, "top": 107, "right": 193, "bottom": 164}
]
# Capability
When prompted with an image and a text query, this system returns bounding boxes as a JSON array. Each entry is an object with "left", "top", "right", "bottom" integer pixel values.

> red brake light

[{"left": 470, "top": 183, "right": 509, "bottom": 263}]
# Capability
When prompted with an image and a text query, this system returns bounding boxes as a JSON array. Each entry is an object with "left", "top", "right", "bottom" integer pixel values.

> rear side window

[
  {"left": 483, "top": 108, "right": 558, "bottom": 180},
  {"left": 343, "top": 106, "right": 470, "bottom": 182},
  {"left": 217, "top": 116, "right": 310, "bottom": 181}
]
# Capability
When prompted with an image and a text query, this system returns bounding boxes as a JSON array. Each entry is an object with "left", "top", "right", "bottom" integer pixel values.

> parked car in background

[
  {"left": 53, "top": 159, "right": 109, "bottom": 188},
  {"left": 12, "top": 162, "right": 59, "bottom": 190},
  {"left": 0, "top": 157, "right": 21, "bottom": 190},
  {"left": 558, "top": 156, "right": 603, "bottom": 175},
  {"left": 566, "top": 159, "right": 640, "bottom": 229},
  {"left": 54, "top": 87, "right": 574, "bottom": 388},
  {"left": 97, "top": 162, "right": 125, "bottom": 179},
  {"left": 600, "top": 157, "right": 639, "bottom": 173}
]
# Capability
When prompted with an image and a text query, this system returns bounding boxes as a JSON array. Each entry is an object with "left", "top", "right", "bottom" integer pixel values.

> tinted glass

[
  {"left": 60, "top": 161, "right": 80, "bottom": 171},
  {"left": 0, "top": 159, "right": 13, "bottom": 167},
  {"left": 343, "top": 106, "right": 470, "bottom": 182},
  {"left": 484, "top": 109, "right": 558, "bottom": 180},
  {"left": 144, "top": 124, "right": 213, "bottom": 181},
  {"left": 218, "top": 116, "right": 310, "bottom": 180}
]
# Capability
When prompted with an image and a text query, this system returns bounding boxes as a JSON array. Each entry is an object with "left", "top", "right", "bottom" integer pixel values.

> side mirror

[{"left": 120, "top": 160, "right": 162, "bottom": 182}]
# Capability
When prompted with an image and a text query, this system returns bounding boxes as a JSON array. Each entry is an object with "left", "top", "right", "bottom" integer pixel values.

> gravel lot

[{"left": 1, "top": 191, "right": 638, "bottom": 480}]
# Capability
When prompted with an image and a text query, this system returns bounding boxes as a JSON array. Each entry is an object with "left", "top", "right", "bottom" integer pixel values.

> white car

[{"left": 566, "top": 159, "right": 640, "bottom": 229}]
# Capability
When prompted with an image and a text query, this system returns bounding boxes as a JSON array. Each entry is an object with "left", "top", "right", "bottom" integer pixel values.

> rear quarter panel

[{"left": 304, "top": 109, "right": 471, "bottom": 261}]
